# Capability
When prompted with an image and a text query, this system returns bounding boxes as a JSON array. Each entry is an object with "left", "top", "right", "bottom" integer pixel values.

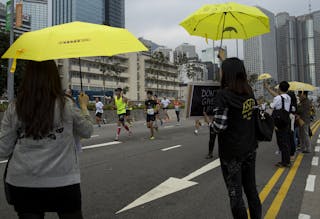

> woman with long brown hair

[
  {"left": 0, "top": 60, "right": 93, "bottom": 219},
  {"left": 212, "top": 58, "right": 261, "bottom": 219}
]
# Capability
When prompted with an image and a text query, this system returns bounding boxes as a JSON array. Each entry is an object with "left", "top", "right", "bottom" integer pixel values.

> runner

[
  {"left": 161, "top": 96, "right": 171, "bottom": 121},
  {"left": 126, "top": 99, "right": 133, "bottom": 127},
  {"left": 173, "top": 98, "right": 182, "bottom": 125},
  {"left": 154, "top": 95, "right": 163, "bottom": 126},
  {"left": 204, "top": 112, "right": 216, "bottom": 159},
  {"left": 113, "top": 88, "right": 132, "bottom": 141},
  {"left": 95, "top": 97, "right": 104, "bottom": 127},
  {"left": 145, "top": 91, "right": 158, "bottom": 140},
  {"left": 194, "top": 119, "right": 202, "bottom": 135}
]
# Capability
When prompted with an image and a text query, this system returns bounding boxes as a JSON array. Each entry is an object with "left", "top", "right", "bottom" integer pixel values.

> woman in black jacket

[{"left": 212, "top": 58, "right": 261, "bottom": 219}]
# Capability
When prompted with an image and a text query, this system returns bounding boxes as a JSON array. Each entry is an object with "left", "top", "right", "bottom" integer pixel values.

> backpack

[{"left": 272, "top": 96, "right": 290, "bottom": 129}]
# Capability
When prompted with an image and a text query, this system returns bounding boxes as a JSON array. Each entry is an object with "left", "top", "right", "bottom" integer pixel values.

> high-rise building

[
  {"left": 23, "top": 0, "right": 48, "bottom": 30},
  {"left": 296, "top": 11, "right": 320, "bottom": 86},
  {"left": 51, "top": 0, "right": 104, "bottom": 25},
  {"left": 244, "top": 7, "right": 278, "bottom": 79},
  {"left": 174, "top": 43, "right": 198, "bottom": 62},
  {"left": 104, "top": 0, "right": 125, "bottom": 28},
  {"left": 276, "top": 12, "right": 299, "bottom": 82}
]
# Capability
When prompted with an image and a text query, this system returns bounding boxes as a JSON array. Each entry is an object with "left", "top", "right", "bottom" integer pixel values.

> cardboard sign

[{"left": 187, "top": 84, "right": 220, "bottom": 117}]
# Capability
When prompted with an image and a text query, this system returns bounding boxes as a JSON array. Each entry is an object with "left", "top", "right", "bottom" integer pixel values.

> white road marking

[
  {"left": 315, "top": 146, "right": 320, "bottom": 152},
  {"left": 312, "top": 156, "right": 319, "bottom": 166},
  {"left": 299, "top": 214, "right": 311, "bottom": 219},
  {"left": 161, "top": 145, "right": 182, "bottom": 151},
  {"left": 305, "top": 175, "right": 316, "bottom": 192},
  {"left": 116, "top": 159, "right": 221, "bottom": 214},
  {"left": 0, "top": 160, "right": 8, "bottom": 164},
  {"left": 82, "top": 141, "right": 121, "bottom": 150},
  {"left": 317, "top": 139, "right": 320, "bottom": 144},
  {"left": 91, "top": 135, "right": 99, "bottom": 138},
  {"left": 164, "top": 125, "right": 174, "bottom": 129}
]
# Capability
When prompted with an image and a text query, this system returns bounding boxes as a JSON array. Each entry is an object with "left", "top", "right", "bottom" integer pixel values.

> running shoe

[
  {"left": 115, "top": 135, "right": 119, "bottom": 141},
  {"left": 150, "top": 136, "right": 155, "bottom": 140},
  {"left": 194, "top": 130, "right": 199, "bottom": 135}
]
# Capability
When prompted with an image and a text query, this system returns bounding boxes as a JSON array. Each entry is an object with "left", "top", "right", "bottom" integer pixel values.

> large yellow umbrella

[
  {"left": 1, "top": 22, "right": 148, "bottom": 90},
  {"left": 180, "top": 2, "right": 270, "bottom": 44},
  {"left": 275, "top": 81, "right": 316, "bottom": 91},
  {"left": 258, "top": 73, "right": 272, "bottom": 80}
]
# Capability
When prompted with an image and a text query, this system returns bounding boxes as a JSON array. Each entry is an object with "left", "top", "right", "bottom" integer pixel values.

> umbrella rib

[
  {"left": 193, "top": 12, "right": 219, "bottom": 32},
  {"left": 237, "top": 12, "right": 270, "bottom": 30},
  {"left": 229, "top": 12, "right": 248, "bottom": 39}
]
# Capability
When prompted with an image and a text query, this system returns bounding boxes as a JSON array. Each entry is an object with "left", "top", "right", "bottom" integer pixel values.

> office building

[
  {"left": 174, "top": 43, "right": 198, "bottom": 62},
  {"left": 104, "top": 0, "right": 125, "bottom": 28},
  {"left": 276, "top": 12, "right": 299, "bottom": 82},
  {"left": 23, "top": 0, "right": 48, "bottom": 30},
  {"left": 154, "top": 47, "right": 172, "bottom": 61},
  {"left": 52, "top": 0, "right": 104, "bottom": 25}
]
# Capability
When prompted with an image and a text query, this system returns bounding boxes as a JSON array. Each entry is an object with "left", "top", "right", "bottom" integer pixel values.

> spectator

[{"left": 297, "top": 91, "right": 311, "bottom": 153}]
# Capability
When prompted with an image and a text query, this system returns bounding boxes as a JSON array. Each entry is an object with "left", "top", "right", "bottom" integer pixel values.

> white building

[
  {"left": 154, "top": 47, "right": 172, "bottom": 62},
  {"left": 23, "top": 0, "right": 48, "bottom": 30},
  {"left": 178, "top": 62, "right": 208, "bottom": 84},
  {"left": 174, "top": 43, "right": 198, "bottom": 60}
]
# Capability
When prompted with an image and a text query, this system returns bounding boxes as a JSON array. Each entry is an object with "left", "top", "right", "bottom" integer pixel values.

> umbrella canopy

[
  {"left": 258, "top": 73, "right": 272, "bottom": 80},
  {"left": 275, "top": 81, "right": 316, "bottom": 91},
  {"left": 2, "top": 21, "right": 148, "bottom": 62},
  {"left": 180, "top": 2, "right": 270, "bottom": 41}
]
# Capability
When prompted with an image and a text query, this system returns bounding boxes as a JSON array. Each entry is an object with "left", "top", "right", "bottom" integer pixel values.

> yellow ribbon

[{"left": 10, "top": 49, "right": 24, "bottom": 73}]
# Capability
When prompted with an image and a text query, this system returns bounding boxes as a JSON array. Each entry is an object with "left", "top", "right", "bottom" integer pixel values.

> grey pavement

[{"left": 0, "top": 118, "right": 319, "bottom": 219}]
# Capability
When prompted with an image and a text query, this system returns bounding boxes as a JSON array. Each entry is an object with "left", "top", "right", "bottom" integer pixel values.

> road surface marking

[
  {"left": 82, "top": 141, "right": 121, "bottom": 150},
  {"left": 312, "top": 156, "right": 319, "bottom": 166},
  {"left": 315, "top": 146, "right": 320, "bottom": 152},
  {"left": 116, "top": 159, "right": 220, "bottom": 214},
  {"left": 0, "top": 160, "right": 8, "bottom": 164},
  {"left": 265, "top": 153, "right": 303, "bottom": 219},
  {"left": 299, "top": 214, "right": 311, "bottom": 219},
  {"left": 305, "top": 175, "right": 316, "bottom": 192},
  {"left": 317, "top": 139, "right": 320, "bottom": 144},
  {"left": 259, "top": 168, "right": 285, "bottom": 204},
  {"left": 91, "top": 135, "right": 99, "bottom": 138},
  {"left": 164, "top": 125, "right": 174, "bottom": 129},
  {"left": 161, "top": 145, "right": 182, "bottom": 151}
]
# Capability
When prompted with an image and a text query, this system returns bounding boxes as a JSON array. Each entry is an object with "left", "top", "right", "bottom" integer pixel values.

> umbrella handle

[
  {"left": 220, "top": 12, "right": 227, "bottom": 49},
  {"left": 79, "top": 57, "right": 83, "bottom": 91}
]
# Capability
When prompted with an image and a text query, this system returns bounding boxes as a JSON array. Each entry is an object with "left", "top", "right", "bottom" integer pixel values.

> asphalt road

[{"left": 0, "top": 119, "right": 318, "bottom": 219}]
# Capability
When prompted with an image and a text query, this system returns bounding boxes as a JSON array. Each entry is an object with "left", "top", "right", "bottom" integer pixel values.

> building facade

[
  {"left": 174, "top": 43, "right": 198, "bottom": 62},
  {"left": 52, "top": 0, "right": 104, "bottom": 25},
  {"left": 23, "top": 0, "right": 48, "bottom": 30},
  {"left": 104, "top": 0, "right": 125, "bottom": 28},
  {"left": 276, "top": 12, "right": 299, "bottom": 82}
]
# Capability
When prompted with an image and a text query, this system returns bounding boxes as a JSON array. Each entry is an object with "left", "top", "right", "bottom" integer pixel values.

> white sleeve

[{"left": 270, "top": 96, "right": 280, "bottom": 109}]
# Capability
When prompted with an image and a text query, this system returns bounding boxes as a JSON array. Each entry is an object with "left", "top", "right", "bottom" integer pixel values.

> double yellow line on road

[{"left": 261, "top": 120, "right": 320, "bottom": 219}]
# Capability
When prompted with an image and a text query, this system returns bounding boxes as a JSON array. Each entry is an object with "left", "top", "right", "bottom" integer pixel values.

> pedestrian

[
  {"left": 203, "top": 112, "right": 216, "bottom": 159},
  {"left": 173, "top": 98, "right": 182, "bottom": 125},
  {"left": 145, "top": 91, "right": 158, "bottom": 140},
  {"left": 161, "top": 96, "right": 171, "bottom": 121},
  {"left": 287, "top": 91, "right": 298, "bottom": 161},
  {"left": 265, "top": 81, "right": 292, "bottom": 167},
  {"left": 0, "top": 60, "right": 93, "bottom": 219},
  {"left": 212, "top": 58, "right": 261, "bottom": 219},
  {"left": 297, "top": 91, "right": 312, "bottom": 153},
  {"left": 95, "top": 97, "right": 104, "bottom": 127},
  {"left": 113, "top": 88, "right": 132, "bottom": 141}
]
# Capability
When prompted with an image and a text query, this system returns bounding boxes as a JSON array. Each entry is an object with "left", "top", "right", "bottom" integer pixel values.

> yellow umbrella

[
  {"left": 180, "top": 2, "right": 270, "bottom": 45},
  {"left": 258, "top": 73, "right": 272, "bottom": 80},
  {"left": 275, "top": 81, "right": 316, "bottom": 91},
  {"left": 2, "top": 21, "right": 148, "bottom": 90}
]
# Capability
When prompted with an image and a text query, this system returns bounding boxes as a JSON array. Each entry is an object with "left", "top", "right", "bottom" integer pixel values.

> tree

[
  {"left": 150, "top": 51, "right": 166, "bottom": 95},
  {"left": 111, "top": 62, "right": 124, "bottom": 86}
]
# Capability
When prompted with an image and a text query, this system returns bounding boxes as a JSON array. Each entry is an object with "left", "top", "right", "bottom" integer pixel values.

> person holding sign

[
  {"left": 212, "top": 58, "right": 261, "bottom": 219},
  {"left": 145, "top": 91, "right": 158, "bottom": 140}
]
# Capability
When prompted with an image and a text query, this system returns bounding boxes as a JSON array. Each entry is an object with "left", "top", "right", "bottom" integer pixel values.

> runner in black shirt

[{"left": 145, "top": 91, "right": 157, "bottom": 140}]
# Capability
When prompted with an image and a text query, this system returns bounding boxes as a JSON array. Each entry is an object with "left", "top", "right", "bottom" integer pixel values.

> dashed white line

[
  {"left": 317, "top": 139, "right": 320, "bottom": 144},
  {"left": 315, "top": 146, "right": 320, "bottom": 152},
  {"left": 82, "top": 141, "right": 121, "bottom": 150},
  {"left": 0, "top": 160, "right": 8, "bottom": 164},
  {"left": 299, "top": 214, "right": 311, "bottom": 219},
  {"left": 91, "top": 135, "right": 100, "bottom": 138},
  {"left": 305, "top": 175, "right": 316, "bottom": 192},
  {"left": 161, "top": 145, "right": 182, "bottom": 151},
  {"left": 312, "top": 156, "right": 319, "bottom": 166},
  {"left": 164, "top": 125, "right": 174, "bottom": 129}
]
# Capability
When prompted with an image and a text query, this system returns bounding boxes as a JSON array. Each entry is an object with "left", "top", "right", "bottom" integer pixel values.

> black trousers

[
  {"left": 275, "top": 129, "right": 291, "bottom": 165},
  {"left": 17, "top": 211, "right": 83, "bottom": 219},
  {"left": 221, "top": 152, "right": 262, "bottom": 219},
  {"left": 175, "top": 111, "right": 180, "bottom": 122},
  {"left": 209, "top": 126, "right": 216, "bottom": 154},
  {"left": 289, "top": 130, "right": 296, "bottom": 156}
]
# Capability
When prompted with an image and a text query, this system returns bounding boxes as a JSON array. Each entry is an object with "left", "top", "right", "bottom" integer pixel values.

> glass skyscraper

[
  {"left": 52, "top": 0, "right": 104, "bottom": 25},
  {"left": 23, "top": 0, "right": 48, "bottom": 31},
  {"left": 104, "top": 0, "right": 125, "bottom": 28}
]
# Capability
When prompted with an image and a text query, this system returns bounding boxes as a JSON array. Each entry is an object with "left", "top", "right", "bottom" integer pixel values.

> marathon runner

[{"left": 145, "top": 91, "right": 158, "bottom": 140}]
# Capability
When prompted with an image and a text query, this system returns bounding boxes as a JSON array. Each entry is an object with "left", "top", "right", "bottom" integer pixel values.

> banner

[
  {"left": 5, "top": 0, "right": 11, "bottom": 32},
  {"left": 187, "top": 84, "right": 220, "bottom": 117},
  {"left": 16, "top": 2, "right": 23, "bottom": 28}
]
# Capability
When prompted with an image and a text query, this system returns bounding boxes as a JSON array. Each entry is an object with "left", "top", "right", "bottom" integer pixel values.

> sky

[{"left": 125, "top": 0, "right": 320, "bottom": 58}]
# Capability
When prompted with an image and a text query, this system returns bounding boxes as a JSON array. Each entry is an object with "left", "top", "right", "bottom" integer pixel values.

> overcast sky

[{"left": 126, "top": 0, "right": 320, "bottom": 58}]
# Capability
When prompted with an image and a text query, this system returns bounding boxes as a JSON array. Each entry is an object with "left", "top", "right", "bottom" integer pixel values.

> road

[{"left": 0, "top": 119, "right": 319, "bottom": 219}]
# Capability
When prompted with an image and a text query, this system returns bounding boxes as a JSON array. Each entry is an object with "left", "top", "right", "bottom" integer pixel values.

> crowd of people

[{"left": 0, "top": 58, "right": 316, "bottom": 219}]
